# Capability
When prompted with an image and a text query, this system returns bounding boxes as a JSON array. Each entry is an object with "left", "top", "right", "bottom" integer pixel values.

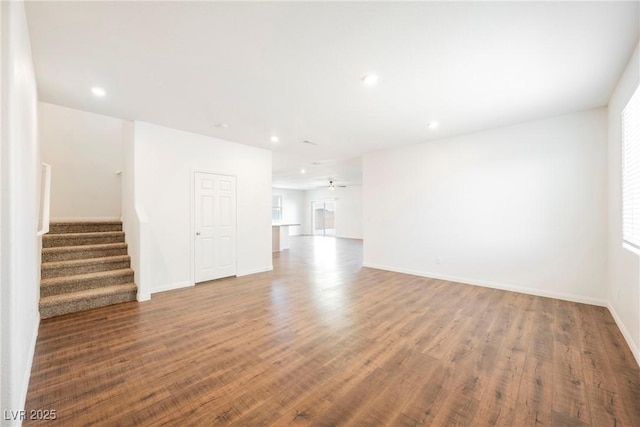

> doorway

[
  {"left": 193, "top": 172, "right": 237, "bottom": 282},
  {"left": 312, "top": 201, "right": 336, "bottom": 236}
]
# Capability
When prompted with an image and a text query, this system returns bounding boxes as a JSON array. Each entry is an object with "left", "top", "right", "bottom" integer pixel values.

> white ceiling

[{"left": 25, "top": 1, "right": 639, "bottom": 189}]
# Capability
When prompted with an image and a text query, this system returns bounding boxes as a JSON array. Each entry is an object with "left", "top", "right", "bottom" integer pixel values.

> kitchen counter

[{"left": 272, "top": 224, "right": 300, "bottom": 252}]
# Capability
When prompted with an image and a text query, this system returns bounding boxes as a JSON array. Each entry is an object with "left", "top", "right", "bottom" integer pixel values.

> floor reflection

[{"left": 270, "top": 236, "right": 363, "bottom": 333}]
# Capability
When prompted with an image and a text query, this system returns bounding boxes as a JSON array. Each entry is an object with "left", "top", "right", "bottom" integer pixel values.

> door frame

[{"left": 190, "top": 168, "right": 238, "bottom": 285}]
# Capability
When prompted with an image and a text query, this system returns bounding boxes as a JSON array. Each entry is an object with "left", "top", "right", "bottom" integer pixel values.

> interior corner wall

[
  {"left": 271, "top": 188, "right": 304, "bottom": 235},
  {"left": 1, "top": 0, "right": 41, "bottom": 424},
  {"left": 303, "top": 185, "right": 363, "bottom": 239},
  {"left": 363, "top": 108, "right": 608, "bottom": 306},
  {"left": 39, "top": 102, "right": 126, "bottom": 220},
  {"left": 607, "top": 40, "right": 640, "bottom": 365},
  {"left": 133, "top": 121, "right": 272, "bottom": 293}
]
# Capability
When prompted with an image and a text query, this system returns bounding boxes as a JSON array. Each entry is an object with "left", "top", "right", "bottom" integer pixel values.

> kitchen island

[{"left": 272, "top": 224, "right": 300, "bottom": 252}]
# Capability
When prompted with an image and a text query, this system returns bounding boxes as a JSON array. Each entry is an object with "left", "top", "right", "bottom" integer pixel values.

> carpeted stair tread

[
  {"left": 39, "top": 283, "right": 137, "bottom": 319},
  {"left": 41, "top": 255, "right": 131, "bottom": 279},
  {"left": 41, "top": 283, "right": 137, "bottom": 304},
  {"left": 41, "top": 268, "right": 134, "bottom": 297},
  {"left": 43, "top": 231, "right": 125, "bottom": 247},
  {"left": 40, "top": 268, "right": 133, "bottom": 288},
  {"left": 40, "top": 220, "right": 137, "bottom": 318},
  {"left": 49, "top": 221, "right": 123, "bottom": 234},
  {"left": 42, "top": 254, "right": 130, "bottom": 269},
  {"left": 42, "top": 242, "right": 128, "bottom": 262}
]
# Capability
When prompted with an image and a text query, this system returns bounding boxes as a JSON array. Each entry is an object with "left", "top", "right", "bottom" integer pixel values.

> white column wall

[{"left": 1, "top": 1, "right": 41, "bottom": 423}]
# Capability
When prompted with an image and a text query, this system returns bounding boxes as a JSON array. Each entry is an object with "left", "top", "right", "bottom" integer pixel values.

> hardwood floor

[{"left": 25, "top": 236, "right": 640, "bottom": 426}]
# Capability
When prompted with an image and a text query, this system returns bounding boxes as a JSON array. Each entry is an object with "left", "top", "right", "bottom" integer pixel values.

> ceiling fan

[{"left": 326, "top": 180, "right": 346, "bottom": 191}]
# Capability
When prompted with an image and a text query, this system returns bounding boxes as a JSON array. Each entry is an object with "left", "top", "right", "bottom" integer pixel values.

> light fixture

[
  {"left": 270, "top": 136, "right": 279, "bottom": 143},
  {"left": 329, "top": 181, "right": 336, "bottom": 191},
  {"left": 427, "top": 121, "right": 439, "bottom": 130},
  {"left": 91, "top": 87, "right": 106, "bottom": 97},
  {"left": 300, "top": 169, "right": 306, "bottom": 174},
  {"left": 361, "top": 74, "right": 378, "bottom": 85}
]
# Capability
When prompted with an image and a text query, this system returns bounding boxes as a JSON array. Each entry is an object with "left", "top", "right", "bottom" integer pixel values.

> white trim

[
  {"left": 49, "top": 217, "right": 121, "bottom": 222},
  {"left": 607, "top": 303, "right": 640, "bottom": 368},
  {"left": 151, "top": 281, "right": 194, "bottom": 294},
  {"left": 137, "top": 293, "right": 151, "bottom": 302},
  {"left": 237, "top": 266, "right": 273, "bottom": 277},
  {"left": 190, "top": 169, "right": 194, "bottom": 288},
  {"left": 37, "top": 163, "right": 51, "bottom": 236},
  {"left": 362, "top": 262, "right": 607, "bottom": 307}
]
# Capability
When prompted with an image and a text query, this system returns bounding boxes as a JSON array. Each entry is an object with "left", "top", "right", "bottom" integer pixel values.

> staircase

[{"left": 40, "top": 221, "right": 138, "bottom": 319}]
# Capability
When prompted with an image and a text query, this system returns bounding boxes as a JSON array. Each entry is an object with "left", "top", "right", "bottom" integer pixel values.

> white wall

[
  {"left": 120, "top": 116, "right": 151, "bottom": 301},
  {"left": 272, "top": 188, "right": 304, "bottom": 235},
  {"left": 134, "top": 122, "right": 272, "bottom": 293},
  {"left": 304, "top": 185, "right": 363, "bottom": 239},
  {"left": 0, "top": 0, "right": 41, "bottom": 424},
  {"left": 607, "top": 41, "right": 640, "bottom": 365},
  {"left": 39, "top": 102, "right": 126, "bottom": 219},
  {"left": 364, "top": 109, "right": 607, "bottom": 306}
]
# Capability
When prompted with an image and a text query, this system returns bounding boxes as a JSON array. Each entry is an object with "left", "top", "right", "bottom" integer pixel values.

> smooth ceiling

[{"left": 25, "top": 1, "right": 639, "bottom": 189}]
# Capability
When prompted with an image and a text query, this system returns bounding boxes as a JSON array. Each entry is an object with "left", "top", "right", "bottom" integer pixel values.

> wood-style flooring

[{"left": 25, "top": 236, "right": 640, "bottom": 426}]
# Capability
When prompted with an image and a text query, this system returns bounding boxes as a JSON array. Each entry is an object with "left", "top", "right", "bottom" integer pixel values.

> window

[
  {"left": 272, "top": 195, "right": 282, "bottom": 222},
  {"left": 622, "top": 84, "right": 640, "bottom": 250}
]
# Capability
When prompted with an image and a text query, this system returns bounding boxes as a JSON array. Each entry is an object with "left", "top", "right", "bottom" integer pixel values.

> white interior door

[{"left": 194, "top": 172, "right": 236, "bottom": 282}]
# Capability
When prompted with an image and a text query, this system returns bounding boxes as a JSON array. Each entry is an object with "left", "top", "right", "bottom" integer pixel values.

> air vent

[{"left": 311, "top": 159, "right": 336, "bottom": 165}]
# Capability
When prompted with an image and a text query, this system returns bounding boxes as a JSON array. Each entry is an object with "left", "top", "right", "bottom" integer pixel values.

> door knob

[{"left": 196, "top": 232, "right": 201, "bottom": 236}]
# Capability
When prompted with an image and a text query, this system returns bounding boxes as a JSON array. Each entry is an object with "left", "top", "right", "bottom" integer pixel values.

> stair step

[
  {"left": 49, "top": 221, "right": 122, "bottom": 234},
  {"left": 41, "top": 255, "right": 131, "bottom": 279},
  {"left": 39, "top": 283, "right": 137, "bottom": 319},
  {"left": 41, "top": 268, "right": 134, "bottom": 297},
  {"left": 42, "top": 243, "right": 128, "bottom": 262},
  {"left": 43, "top": 231, "right": 125, "bottom": 248},
  {"left": 39, "top": 221, "right": 137, "bottom": 318}
]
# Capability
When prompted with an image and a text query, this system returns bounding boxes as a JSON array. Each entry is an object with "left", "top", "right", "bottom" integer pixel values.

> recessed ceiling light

[
  {"left": 427, "top": 121, "right": 439, "bottom": 130},
  {"left": 300, "top": 169, "right": 306, "bottom": 174},
  {"left": 215, "top": 123, "right": 229, "bottom": 129},
  {"left": 270, "top": 136, "right": 279, "bottom": 143},
  {"left": 91, "top": 87, "right": 106, "bottom": 97},
  {"left": 361, "top": 74, "right": 378, "bottom": 85}
]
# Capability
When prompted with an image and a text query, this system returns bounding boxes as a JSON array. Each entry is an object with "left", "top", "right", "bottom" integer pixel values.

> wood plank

[{"left": 23, "top": 237, "right": 640, "bottom": 426}]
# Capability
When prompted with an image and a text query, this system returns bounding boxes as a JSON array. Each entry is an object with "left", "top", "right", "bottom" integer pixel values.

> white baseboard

[
  {"left": 362, "top": 262, "right": 607, "bottom": 307},
  {"left": 607, "top": 303, "right": 640, "bottom": 368},
  {"left": 151, "top": 281, "right": 193, "bottom": 294},
  {"left": 137, "top": 293, "right": 151, "bottom": 302},
  {"left": 237, "top": 266, "right": 273, "bottom": 277}
]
